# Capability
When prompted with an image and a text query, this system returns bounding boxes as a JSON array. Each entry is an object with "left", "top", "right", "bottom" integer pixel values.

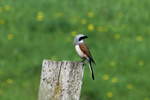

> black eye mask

[{"left": 79, "top": 36, "right": 88, "bottom": 41}]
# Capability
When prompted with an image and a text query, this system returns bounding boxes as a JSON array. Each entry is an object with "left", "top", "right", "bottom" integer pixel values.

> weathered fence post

[{"left": 38, "top": 60, "right": 84, "bottom": 100}]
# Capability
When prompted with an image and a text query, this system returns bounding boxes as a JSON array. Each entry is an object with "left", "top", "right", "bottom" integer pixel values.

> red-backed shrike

[{"left": 74, "top": 34, "right": 95, "bottom": 80}]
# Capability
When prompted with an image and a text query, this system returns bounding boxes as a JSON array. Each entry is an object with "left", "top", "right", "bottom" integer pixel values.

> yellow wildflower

[
  {"left": 136, "top": 35, "right": 143, "bottom": 42},
  {"left": 4, "top": 5, "right": 11, "bottom": 11},
  {"left": 87, "top": 12, "right": 94, "bottom": 18},
  {"left": 107, "top": 92, "right": 113, "bottom": 98},
  {"left": 54, "top": 12, "right": 64, "bottom": 17},
  {"left": 138, "top": 60, "right": 144, "bottom": 66},
  {"left": 80, "top": 19, "right": 87, "bottom": 25},
  {"left": 127, "top": 84, "right": 133, "bottom": 89},
  {"left": 71, "top": 31, "right": 77, "bottom": 37},
  {"left": 6, "top": 79, "right": 13, "bottom": 84},
  {"left": 102, "top": 74, "right": 109, "bottom": 80},
  {"left": 36, "top": 11, "right": 44, "bottom": 21},
  {"left": 97, "top": 26, "right": 108, "bottom": 32},
  {"left": 111, "top": 77, "right": 118, "bottom": 83},
  {"left": 0, "top": 19, "right": 5, "bottom": 24},
  {"left": 88, "top": 24, "right": 94, "bottom": 31},
  {"left": 114, "top": 34, "right": 121, "bottom": 40},
  {"left": 8, "top": 33, "right": 14, "bottom": 40}
]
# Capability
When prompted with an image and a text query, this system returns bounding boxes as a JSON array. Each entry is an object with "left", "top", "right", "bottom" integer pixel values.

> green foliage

[{"left": 0, "top": 0, "right": 150, "bottom": 100}]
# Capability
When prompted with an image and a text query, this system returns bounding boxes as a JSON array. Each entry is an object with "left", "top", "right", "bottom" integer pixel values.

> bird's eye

[{"left": 79, "top": 38, "right": 82, "bottom": 41}]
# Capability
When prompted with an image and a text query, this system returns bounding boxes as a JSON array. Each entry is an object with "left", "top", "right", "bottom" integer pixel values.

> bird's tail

[{"left": 89, "top": 60, "right": 95, "bottom": 80}]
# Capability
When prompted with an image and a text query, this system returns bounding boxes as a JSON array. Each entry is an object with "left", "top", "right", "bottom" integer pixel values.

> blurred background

[{"left": 0, "top": 0, "right": 150, "bottom": 99}]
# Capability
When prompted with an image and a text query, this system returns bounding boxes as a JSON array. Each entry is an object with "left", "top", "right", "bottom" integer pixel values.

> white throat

[{"left": 79, "top": 40, "right": 84, "bottom": 43}]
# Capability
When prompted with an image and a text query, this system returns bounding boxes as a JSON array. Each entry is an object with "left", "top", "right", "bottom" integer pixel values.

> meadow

[{"left": 0, "top": 0, "right": 150, "bottom": 100}]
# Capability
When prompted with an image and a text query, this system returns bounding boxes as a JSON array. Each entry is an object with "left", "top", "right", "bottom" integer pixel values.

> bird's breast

[{"left": 75, "top": 45, "right": 85, "bottom": 58}]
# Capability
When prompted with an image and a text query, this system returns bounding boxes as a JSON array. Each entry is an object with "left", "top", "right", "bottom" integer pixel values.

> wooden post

[{"left": 38, "top": 60, "right": 84, "bottom": 100}]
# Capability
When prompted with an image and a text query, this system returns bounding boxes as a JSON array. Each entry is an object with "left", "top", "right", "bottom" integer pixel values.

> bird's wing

[
  {"left": 79, "top": 43, "right": 95, "bottom": 64},
  {"left": 79, "top": 43, "right": 91, "bottom": 57}
]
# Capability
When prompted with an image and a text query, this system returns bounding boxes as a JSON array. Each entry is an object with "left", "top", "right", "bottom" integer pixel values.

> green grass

[{"left": 0, "top": 0, "right": 150, "bottom": 100}]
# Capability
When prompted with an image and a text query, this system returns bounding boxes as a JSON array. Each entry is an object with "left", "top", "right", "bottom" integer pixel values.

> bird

[{"left": 74, "top": 34, "right": 95, "bottom": 80}]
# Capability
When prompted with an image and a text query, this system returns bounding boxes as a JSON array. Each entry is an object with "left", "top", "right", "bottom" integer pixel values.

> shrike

[{"left": 74, "top": 34, "right": 95, "bottom": 80}]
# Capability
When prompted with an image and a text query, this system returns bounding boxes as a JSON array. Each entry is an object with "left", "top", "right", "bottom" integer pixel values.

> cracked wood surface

[{"left": 38, "top": 60, "right": 84, "bottom": 100}]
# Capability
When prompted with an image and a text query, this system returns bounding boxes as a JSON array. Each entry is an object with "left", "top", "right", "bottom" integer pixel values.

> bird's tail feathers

[
  {"left": 89, "top": 60, "right": 95, "bottom": 80},
  {"left": 90, "top": 57, "right": 96, "bottom": 65}
]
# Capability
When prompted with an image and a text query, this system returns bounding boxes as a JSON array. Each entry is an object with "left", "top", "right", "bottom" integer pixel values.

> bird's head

[{"left": 74, "top": 34, "right": 88, "bottom": 44}]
